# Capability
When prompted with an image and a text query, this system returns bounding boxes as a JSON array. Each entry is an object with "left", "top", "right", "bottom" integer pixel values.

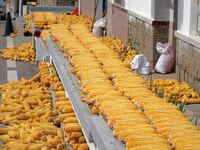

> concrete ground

[
  {"left": 151, "top": 72, "right": 177, "bottom": 80},
  {"left": 13, "top": 17, "right": 33, "bottom": 46},
  {"left": 0, "top": 21, "right": 6, "bottom": 49},
  {"left": 0, "top": 18, "right": 38, "bottom": 85}
]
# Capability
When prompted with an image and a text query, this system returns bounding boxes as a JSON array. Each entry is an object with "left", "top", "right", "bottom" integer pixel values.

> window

[
  {"left": 177, "top": 0, "right": 199, "bottom": 36},
  {"left": 114, "top": 0, "right": 125, "bottom": 7}
]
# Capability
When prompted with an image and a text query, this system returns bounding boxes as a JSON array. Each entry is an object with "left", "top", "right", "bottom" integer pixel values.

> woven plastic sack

[
  {"left": 92, "top": 17, "right": 106, "bottom": 36},
  {"left": 131, "top": 54, "right": 152, "bottom": 75},
  {"left": 155, "top": 42, "right": 175, "bottom": 74}
]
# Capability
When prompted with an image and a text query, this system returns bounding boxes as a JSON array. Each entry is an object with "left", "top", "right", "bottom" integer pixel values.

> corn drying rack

[{"left": 31, "top": 6, "right": 125, "bottom": 150}]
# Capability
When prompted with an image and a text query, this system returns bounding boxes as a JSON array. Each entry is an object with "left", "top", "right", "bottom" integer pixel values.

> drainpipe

[{"left": 169, "top": 0, "right": 178, "bottom": 72}]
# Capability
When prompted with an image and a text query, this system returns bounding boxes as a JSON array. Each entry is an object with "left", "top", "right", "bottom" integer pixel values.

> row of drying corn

[{"left": 48, "top": 23, "right": 200, "bottom": 150}]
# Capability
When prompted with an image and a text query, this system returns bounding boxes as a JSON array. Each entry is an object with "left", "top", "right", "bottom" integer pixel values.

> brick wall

[
  {"left": 106, "top": 3, "right": 128, "bottom": 43},
  {"left": 128, "top": 15, "right": 169, "bottom": 66},
  {"left": 80, "top": 0, "right": 95, "bottom": 19},
  {"left": 176, "top": 39, "right": 200, "bottom": 93}
]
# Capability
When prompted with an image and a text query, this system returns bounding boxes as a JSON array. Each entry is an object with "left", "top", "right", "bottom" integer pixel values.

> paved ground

[
  {"left": 151, "top": 72, "right": 177, "bottom": 80},
  {"left": 14, "top": 17, "right": 32, "bottom": 46},
  {"left": 0, "top": 20, "right": 7, "bottom": 84},
  {"left": 185, "top": 104, "right": 200, "bottom": 126},
  {"left": 0, "top": 18, "right": 38, "bottom": 85},
  {"left": 0, "top": 19, "right": 6, "bottom": 149},
  {"left": 0, "top": 21, "right": 6, "bottom": 49}
]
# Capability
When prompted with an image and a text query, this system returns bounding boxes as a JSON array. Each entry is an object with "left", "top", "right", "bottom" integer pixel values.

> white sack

[
  {"left": 131, "top": 54, "right": 152, "bottom": 75},
  {"left": 92, "top": 17, "right": 106, "bottom": 36},
  {"left": 155, "top": 42, "right": 175, "bottom": 74}
]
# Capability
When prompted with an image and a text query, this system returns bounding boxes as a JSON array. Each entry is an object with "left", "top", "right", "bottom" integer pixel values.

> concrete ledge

[
  {"left": 128, "top": 10, "right": 153, "bottom": 25},
  {"left": 128, "top": 10, "right": 169, "bottom": 25},
  {"left": 112, "top": 3, "right": 128, "bottom": 13},
  {"left": 175, "top": 31, "right": 200, "bottom": 49}
]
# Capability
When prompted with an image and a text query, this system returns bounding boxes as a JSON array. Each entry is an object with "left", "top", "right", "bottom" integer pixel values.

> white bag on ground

[
  {"left": 92, "top": 17, "right": 106, "bottom": 36},
  {"left": 155, "top": 42, "right": 175, "bottom": 74},
  {"left": 131, "top": 54, "right": 152, "bottom": 75}
]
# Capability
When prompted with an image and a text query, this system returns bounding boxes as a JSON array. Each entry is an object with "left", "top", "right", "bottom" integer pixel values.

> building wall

[
  {"left": 128, "top": 15, "right": 169, "bottom": 65},
  {"left": 175, "top": 0, "right": 200, "bottom": 93},
  {"left": 80, "top": 0, "right": 95, "bottom": 19},
  {"left": 153, "top": 0, "right": 170, "bottom": 21},
  {"left": 127, "top": 0, "right": 169, "bottom": 21},
  {"left": 128, "top": 0, "right": 152, "bottom": 19},
  {"left": 106, "top": 0, "right": 170, "bottom": 65},
  {"left": 176, "top": 39, "right": 200, "bottom": 93},
  {"left": 177, "top": 0, "right": 198, "bottom": 35},
  {"left": 106, "top": 0, "right": 113, "bottom": 36},
  {"left": 106, "top": 3, "right": 128, "bottom": 43},
  {"left": 80, "top": 0, "right": 104, "bottom": 20}
]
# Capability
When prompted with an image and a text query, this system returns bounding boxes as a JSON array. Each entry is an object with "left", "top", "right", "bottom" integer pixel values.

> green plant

[
  {"left": 179, "top": 103, "right": 187, "bottom": 112},
  {"left": 154, "top": 88, "right": 158, "bottom": 95},
  {"left": 158, "top": 88, "right": 164, "bottom": 98},
  {"left": 170, "top": 96, "right": 178, "bottom": 106}
]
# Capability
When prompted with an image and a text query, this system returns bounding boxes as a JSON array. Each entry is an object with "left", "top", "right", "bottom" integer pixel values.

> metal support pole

[
  {"left": 78, "top": 0, "right": 81, "bottom": 14},
  {"left": 19, "top": 0, "right": 22, "bottom": 16}
]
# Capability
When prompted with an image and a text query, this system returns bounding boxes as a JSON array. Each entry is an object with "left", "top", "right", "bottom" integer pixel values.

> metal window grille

[
  {"left": 56, "top": 0, "right": 75, "bottom": 6},
  {"left": 37, "top": 0, "right": 76, "bottom": 6}
]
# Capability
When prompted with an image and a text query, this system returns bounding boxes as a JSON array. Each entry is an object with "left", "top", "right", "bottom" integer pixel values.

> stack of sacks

[
  {"left": 24, "top": 14, "right": 32, "bottom": 34},
  {"left": 56, "top": 14, "right": 93, "bottom": 29},
  {"left": 45, "top": 12, "right": 57, "bottom": 25},
  {"left": 32, "top": 12, "right": 46, "bottom": 28}
]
